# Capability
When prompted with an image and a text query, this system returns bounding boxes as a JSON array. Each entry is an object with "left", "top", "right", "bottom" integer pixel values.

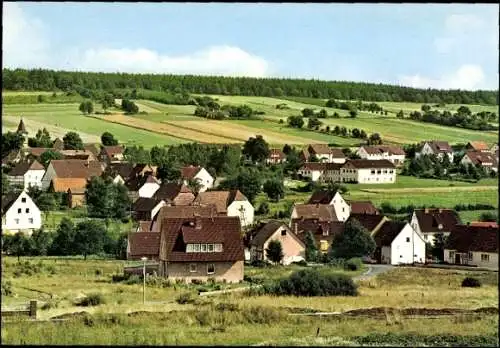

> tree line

[{"left": 3, "top": 68, "right": 498, "bottom": 105}]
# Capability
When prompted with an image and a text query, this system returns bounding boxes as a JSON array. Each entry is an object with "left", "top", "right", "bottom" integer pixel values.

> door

[
  {"left": 455, "top": 253, "right": 461, "bottom": 264},
  {"left": 374, "top": 247, "right": 382, "bottom": 264}
]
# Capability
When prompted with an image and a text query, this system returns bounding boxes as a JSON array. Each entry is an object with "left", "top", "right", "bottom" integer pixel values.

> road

[{"left": 353, "top": 264, "right": 394, "bottom": 281}]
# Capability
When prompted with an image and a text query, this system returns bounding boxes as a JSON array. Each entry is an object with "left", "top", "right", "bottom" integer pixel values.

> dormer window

[{"left": 186, "top": 243, "right": 222, "bottom": 253}]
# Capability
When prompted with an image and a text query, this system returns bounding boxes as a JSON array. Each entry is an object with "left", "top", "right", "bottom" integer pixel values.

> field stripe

[{"left": 361, "top": 186, "right": 498, "bottom": 194}]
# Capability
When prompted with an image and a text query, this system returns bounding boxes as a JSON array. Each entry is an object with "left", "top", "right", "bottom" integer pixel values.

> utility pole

[{"left": 141, "top": 257, "right": 147, "bottom": 304}]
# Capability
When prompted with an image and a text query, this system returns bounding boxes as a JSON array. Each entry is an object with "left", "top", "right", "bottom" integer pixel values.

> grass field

[
  {"left": 458, "top": 210, "right": 498, "bottom": 223},
  {"left": 1, "top": 258, "right": 497, "bottom": 345}
]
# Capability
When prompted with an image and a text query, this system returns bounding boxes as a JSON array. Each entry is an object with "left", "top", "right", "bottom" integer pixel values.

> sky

[{"left": 3, "top": 2, "right": 499, "bottom": 90}]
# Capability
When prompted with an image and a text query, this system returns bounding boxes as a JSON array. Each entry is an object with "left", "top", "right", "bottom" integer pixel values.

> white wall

[
  {"left": 194, "top": 168, "right": 214, "bottom": 192},
  {"left": 444, "top": 249, "right": 498, "bottom": 270},
  {"left": 228, "top": 200, "right": 254, "bottom": 227},
  {"left": 331, "top": 192, "right": 350, "bottom": 222},
  {"left": 138, "top": 183, "right": 160, "bottom": 198},
  {"left": 2, "top": 191, "right": 42, "bottom": 235},
  {"left": 390, "top": 224, "right": 426, "bottom": 265},
  {"left": 298, "top": 169, "right": 323, "bottom": 182},
  {"left": 341, "top": 167, "right": 396, "bottom": 184},
  {"left": 150, "top": 201, "right": 167, "bottom": 220},
  {"left": 24, "top": 169, "right": 45, "bottom": 189}
]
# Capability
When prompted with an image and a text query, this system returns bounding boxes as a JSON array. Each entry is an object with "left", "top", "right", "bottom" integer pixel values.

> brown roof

[
  {"left": 1, "top": 192, "right": 19, "bottom": 213},
  {"left": 373, "top": 221, "right": 407, "bottom": 247},
  {"left": 361, "top": 145, "right": 406, "bottom": 156},
  {"left": 470, "top": 222, "right": 499, "bottom": 228},
  {"left": 181, "top": 165, "right": 202, "bottom": 179},
  {"left": 308, "top": 144, "right": 345, "bottom": 158},
  {"left": 426, "top": 141, "right": 452, "bottom": 153},
  {"left": 268, "top": 148, "right": 286, "bottom": 160},
  {"left": 414, "top": 209, "right": 461, "bottom": 233},
  {"left": 250, "top": 220, "right": 290, "bottom": 247},
  {"left": 445, "top": 225, "right": 498, "bottom": 253},
  {"left": 348, "top": 214, "right": 387, "bottom": 233},
  {"left": 151, "top": 205, "right": 219, "bottom": 232},
  {"left": 349, "top": 201, "right": 379, "bottom": 215},
  {"left": 300, "top": 162, "right": 342, "bottom": 171},
  {"left": 128, "top": 232, "right": 161, "bottom": 258},
  {"left": 344, "top": 159, "right": 396, "bottom": 169},
  {"left": 27, "top": 147, "right": 52, "bottom": 157},
  {"left": 132, "top": 197, "right": 164, "bottom": 212},
  {"left": 8, "top": 160, "right": 44, "bottom": 176},
  {"left": 192, "top": 190, "right": 248, "bottom": 213},
  {"left": 50, "top": 159, "right": 103, "bottom": 179},
  {"left": 51, "top": 178, "right": 87, "bottom": 193},
  {"left": 159, "top": 217, "right": 244, "bottom": 262},
  {"left": 466, "top": 141, "right": 489, "bottom": 151},
  {"left": 153, "top": 183, "right": 195, "bottom": 205},
  {"left": 464, "top": 151, "right": 497, "bottom": 167},
  {"left": 103, "top": 145, "right": 124, "bottom": 157},
  {"left": 105, "top": 163, "right": 135, "bottom": 180},
  {"left": 293, "top": 204, "right": 338, "bottom": 222},
  {"left": 291, "top": 219, "right": 345, "bottom": 246},
  {"left": 307, "top": 190, "right": 337, "bottom": 204}
]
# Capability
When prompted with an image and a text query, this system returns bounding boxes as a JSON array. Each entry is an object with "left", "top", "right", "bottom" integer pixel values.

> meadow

[{"left": 1, "top": 257, "right": 498, "bottom": 345}]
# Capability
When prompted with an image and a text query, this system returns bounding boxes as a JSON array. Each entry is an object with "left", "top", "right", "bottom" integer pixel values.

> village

[{"left": 2, "top": 118, "right": 498, "bottom": 286}]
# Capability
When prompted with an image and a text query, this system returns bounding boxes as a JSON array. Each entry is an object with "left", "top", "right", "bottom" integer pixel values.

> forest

[{"left": 2, "top": 68, "right": 498, "bottom": 105}]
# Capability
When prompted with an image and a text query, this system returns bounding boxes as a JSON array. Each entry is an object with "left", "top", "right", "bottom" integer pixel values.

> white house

[
  {"left": 138, "top": 175, "right": 161, "bottom": 198},
  {"left": 192, "top": 190, "right": 254, "bottom": 227},
  {"left": 306, "top": 190, "right": 351, "bottom": 222},
  {"left": 181, "top": 166, "right": 214, "bottom": 192},
  {"left": 131, "top": 197, "right": 166, "bottom": 221},
  {"left": 302, "top": 144, "right": 346, "bottom": 163},
  {"left": 266, "top": 149, "right": 287, "bottom": 165},
  {"left": 357, "top": 145, "right": 406, "bottom": 167},
  {"left": 444, "top": 224, "right": 498, "bottom": 270},
  {"left": 7, "top": 160, "right": 45, "bottom": 189},
  {"left": 340, "top": 159, "right": 396, "bottom": 184},
  {"left": 373, "top": 221, "right": 426, "bottom": 265},
  {"left": 415, "top": 141, "right": 454, "bottom": 162},
  {"left": 1, "top": 191, "right": 42, "bottom": 235},
  {"left": 298, "top": 162, "right": 342, "bottom": 182},
  {"left": 460, "top": 151, "right": 498, "bottom": 173},
  {"left": 410, "top": 208, "right": 461, "bottom": 245}
]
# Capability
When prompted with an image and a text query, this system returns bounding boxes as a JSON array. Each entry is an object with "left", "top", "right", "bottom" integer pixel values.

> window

[
  {"left": 320, "top": 240, "right": 328, "bottom": 251},
  {"left": 25, "top": 208, "right": 30, "bottom": 213},
  {"left": 371, "top": 170, "right": 375, "bottom": 174},
  {"left": 15, "top": 219, "right": 19, "bottom": 225},
  {"left": 186, "top": 244, "right": 194, "bottom": 252},
  {"left": 468, "top": 251, "right": 473, "bottom": 261},
  {"left": 377, "top": 170, "right": 381, "bottom": 174},
  {"left": 281, "top": 229, "right": 286, "bottom": 236},
  {"left": 389, "top": 170, "right": 394, "bottom": 174},
  {"left": 481, "top": 254, "right": 490, "bottom": 262},
  {"left": 28, "top": 218, "right": 33, "bottom": 224},
  {"left": 383, "top": 170, "right": 387, "bottom": 174},
  {"left": 448, "top": 251, "right": 455, "bottom": 259},
  {"left": 214, "top": 244, "right": 222, "bottom": 252},
  {"left": 189, "top": 264, "right": 197, "bottom": 273},
  {"left": 17, "top": 208, "right": 22, "bottom": 214},
  {"left": 194, "top": 244, "right": 201, "bottom": 252},
  {"left": 207, "top": 264, "right": 215, "bottom": 274},
  {"left": 201, "top": 244, "right": 207, "bottom": 252},
  {"left": 208, "top": 244, "right": 214, "bottom": 252},
  {"left": 21, "top": 197, "right": 26, "bottom": 203},
  {"left": 406, "top": 237, "right": 410, "bottom": 243}
]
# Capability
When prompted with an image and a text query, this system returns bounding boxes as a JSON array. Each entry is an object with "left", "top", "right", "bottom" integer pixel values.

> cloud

[
  {"left": 2, "top": 2, "right": 269, "bottom": 77},
  {"left": 398, "top": 64, "right": 486, "bottom": 90}
]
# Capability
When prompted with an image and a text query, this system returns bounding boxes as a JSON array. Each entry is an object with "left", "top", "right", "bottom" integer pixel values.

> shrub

[
  {"left": 191, "top": 279, "right": 204, "bottom": 285},
  {"left": 344, "top": 258, "right": 363, "bottom": 271},
  {"left": 1, "top": 280, "right": 13, "bottom": 296},
  {"left": 41, "top": 298, "right": 60, "bottom": 310},
  {"left": 250, "top": 259, "right": 270, "bottom": 268},
  {"left": 215, "top": 303, "right": 239, "bottom": 312},
  {"left": 76, "top": 293, "right": 106, "bottom": 307},
  {"left": 125, "top": 275, "right": 142, "bottom": 285},
  {"left": 243, "top": 275, "right": 265, "bottom": 284},
  {"left": 462, "top": 277, "right": 481, "bottom": 288},
  {"left": 176, "top": 292, "right": 196, "bottom": 304},
  {"left": 111, "top": 274, "right": 130, "bottom": 283},
  {"left": 95, "top": 269, "right": 102, "bottom": 276}
]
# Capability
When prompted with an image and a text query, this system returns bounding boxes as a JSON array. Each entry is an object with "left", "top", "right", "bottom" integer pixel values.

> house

[
  {"left": 415, "top": 141, "right": 454, "bottom": 162},
  {"left": 356, "top": 145, "right": 406, "bottom": 167},
  {"left": 25, "top": 147, "right": 52, "bottom": 159},
  {"left": 156, "top": 216, "right": 245, "bottom": 283},
  {"left": 340, "top": 159, "right": 396, "bottom": 184},
  {"left": 41, "top": 159, "right": 104, "bottom": 190},
  {"left": 266, "top": 148, "right": 286, "bottom": 165},
  {"left": 291, "top": 203, "right": 339, "bottom": 222},
  {"left": 6, "top": 160, "right": 45, "bottom": 189},
  {"left": 307, "top": 190, "right": 379, "bottom": 216},
  {"left": 410, "top": 208, "right": 461, "bottom": 245},
  {"left": 137, "top": 175, "right": 161, "bottom": 198},
  {"left": 349, "top": 201, "right": 379, "bottom": 215},
  {"left": 305, "top": 190, "right": 351, "bottom": 221},
  {"left": 444, "top": 225, "right": 498, "bottom": 270},
  {"left": 465, "top": 141, "right": 490, "bottom": 153},
  {"left": 348, "top": 213, "right": 389, "bottom": 235},
  {"left": 290, "top": 218, "right": 345, "bottom": 254},
  {"left": 131, "top": 197, "right": 166, "bottom": 221},
  {"left": 298, "top": 162, "right": 342, "bottom": 182},
  {"left": 248, "top": 221, "right": 305, "bottom": 265},
  {"left": 104, "top": 163, "right": 135, "bottom": 184},
  {"left": 50, "top": 178, "right": 87, "bottom": 208},
  {"left": 180, "top": 165, "right": 214, "bottom": 192},
  {"left": 148, "top": 204, "right": 219, "bottom": 232},
  {"left": 192, "top": 190, "right": 254, "bottom": 227},
  {"left": 127, "top": 232, "right": 161, "bottom": 261},
  {"left": 301, "top": 144, "right": 346, "bottom": 163},
  {"left": 153, "top": 183, "right": 195, "bottom": 206},
  {"left": 372, "top": 221, "right": 426, "bottom": 265},
  {"left": 1, "top": 191, "right": 42, "bottom": 235},
  {"left": 99, "top": 145, "right": 125, "bottom": 164},
  {"left": 460, "top": 151, "right": 498, "bottom": 172}
]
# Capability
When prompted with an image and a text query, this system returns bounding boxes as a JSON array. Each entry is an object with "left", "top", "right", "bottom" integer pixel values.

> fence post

[{"left": 29, "top": 300, "right": 37, "bottom": 319}]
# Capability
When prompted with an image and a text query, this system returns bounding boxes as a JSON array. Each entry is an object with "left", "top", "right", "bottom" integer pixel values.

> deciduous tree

[
  {"left": 266, "top": 240, "right": 284, "bottom": 265},
  {"left": 330, "top": 219, "right": 376, "bottom": 259}
]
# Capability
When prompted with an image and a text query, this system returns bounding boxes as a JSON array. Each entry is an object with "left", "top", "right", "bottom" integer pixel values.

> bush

[
  {"left": 191, "top": 279, "right": 204, "bottom": 285},
  {"left": 243, "top": 275, "right": 265, "bottom": 284},
  {"left": 250, "top": 259, "right": 270, "bottom": 268},
  {"left": 462, "top": 277, "right": 481, "bottom": 288},
  {"left": 176, "top": 292, "right": 196, "bottom": 304},
  {"left": 76, "top": 293, "right": 106, "bottom": 306},
  {"left": 344, "top": 258, "right": 362, "bottom": 271},
  {"left": 145, "top": 276, "right": 172, "bottom": 288},
  {"left": 111, "top": 274, "right": 130, "bottom": 282},
  {"left": 261, "top": 269, "right": 358, "bottom": 296},
  {"left": 1, "top": 280, "right": 13, "bottom": 296},
  {"left": 125, "top": 275, "right": 141, "bottom": 285},
  {"left": 41, "top": 298, "right": 60, "bottom": 310}
]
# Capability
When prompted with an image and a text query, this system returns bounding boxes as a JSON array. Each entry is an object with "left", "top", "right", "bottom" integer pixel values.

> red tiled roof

[
  {"left": 466, "top": 141, "right": 489, "bottom": 151},
  {"left": 181, "top": 165, "right": 202, "bottom": 179},
  {"left": 426, "top": 141, "right": 452, "bottom": 153},
  {"left": 50, "top": 160, "right": 103, "bottom": 179},
  {"left": 153, "top": 183, "right": 195, "bottom": 205},
  {"left": 250, "top": 220, "right": 291, "bottom": 247},
  {"left": 307, "top": 190, "right": 337, "bottom": 204},
  {"left": 300, "top": 162, "right": 342, "bottom": 171},
  {"left": 463, "top": 151, "right": 497, "bottom": 167},
  {"left": 373, "top": 221, "right": 407, "bottom": 247},
  {"left": 151, "top": 205, "right": 219, "bottom": 232},
  {"left": 103, "top": 146, "right": 124, "bottom": 156},
  {"left": 137, "top": 221, "right": 154, "bottom": 232},
  {"left": 268, "top": 148, "right": 286, "bottom": 160},
  {"left": 349, "top": 201, "right": 379, "bottom": 215},
  {"left": 348, "top": 214, "right": 386, "bottom": 232},
  {"left": 293, "top": 204, "right": 338, "bottom": 221},
  {"left": 470, "top": 222, "right": 499, "bottom": 228},
  {"left": 291, "top": 219, "right": 345, "bottom": 246},
  {"left": 159, "top": 217, "right": 244, "bottom": 262},
  {"left": 8, "top": 160, "right": 44, "bottom": 176},
  {"left": 415, "top": 209, "right": 461, "bottom": 233},
  {"left": 128, "top": 232, "right": 161, "bottom": 258},
  {"left": 446, "top": 225, "right": 498, "bottom": 253},
  {"left": 27, "top": 147, "right": 52, "bottom": 157},
  {"left": 361, "top": 145, "right": 406, "bottom": 156},
  {"left": 192, "top": 190, "right": 248, "bottom": 213},
  {"left": 132, "top": 197, "right": 164, "bottom": 212}
]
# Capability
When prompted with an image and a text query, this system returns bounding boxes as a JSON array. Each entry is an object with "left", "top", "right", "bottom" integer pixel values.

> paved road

[{"left": 353, "top": 264, "right": 394, "bottom": 281}]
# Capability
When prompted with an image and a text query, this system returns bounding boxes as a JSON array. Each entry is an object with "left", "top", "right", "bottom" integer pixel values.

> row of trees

[
  {"left": 3, "top": 68, "right": 497, "bottom": 105},
  {"left": 325, "top": 99, "right": 386, "bottom": 115}
]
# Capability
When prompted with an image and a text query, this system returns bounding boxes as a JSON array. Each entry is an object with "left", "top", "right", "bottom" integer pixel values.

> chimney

[{"left": 438, "top": 208, "right": 443, "bottom": 213}]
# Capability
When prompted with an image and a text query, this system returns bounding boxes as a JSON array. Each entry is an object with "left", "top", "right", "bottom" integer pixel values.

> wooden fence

[{"left": 1, "top": 300, "right": 37, "bottom": 319}]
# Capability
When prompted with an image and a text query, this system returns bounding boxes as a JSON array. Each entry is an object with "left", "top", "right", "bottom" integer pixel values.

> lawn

[{"left": 458, "top": 210, "right": 498, "bottom": 223}]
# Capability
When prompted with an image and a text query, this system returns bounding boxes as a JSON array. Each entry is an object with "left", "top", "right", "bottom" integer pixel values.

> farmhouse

[
  {"left": 248, "top": 220, "right": 305, "bottom": 265},
  {"left": 192, "top": 190, "right": 254, "bottom": 227},
  {"left": 157, "top": 216, "right": 245, "bottom": 283},
  {"left": 266, "top": 148, "right": 286, "bottom": 164},
  {"left": 298, "top": 162, "right": 342, "bottom": 182},
  {"left": 1, "top": 190, "right": 42, "bottom": 235},
  {"left": 415, "top": 140, "right": 454, "bottom": 162},
  {"left": 356, "top": 145, "right": 406, "bottom": 167},
  {"left": 460, "top": 151, "right": 498, "bottom": 172},
  {"left": 307, "top": 190, "right": 379, "bottom": 215},
  {"left": 180, "top": 165, "right": 214, "bottom": 192},
  {"left": 49, "top": 178, "right": 87, "bottom": 208},
  {"left": 300, "top": 144, "right": 346, "bottom": 163},
  {"left": 444, "top": 225, "right": 498, "bottom": 270},
  {"left": 340, "top": 159, "right": 396, "bottom": 184},
  {"left": 7, "top": 160, "right": 45, "bottom": 189},
  {"left": 291, "top": 204, "right": 339, "bottom": 222},
  {"left": 99, "top": 145, "right": 125, "bottom": 164},
  {"left": 305, "top": 190, "right": 351, "bottom": 221},
  {"left": 41, "top": 159, "right": 104, "bottom": 190},
  {"left": 153, "top": 183, "right": 195, "bottom": 206},
  {"left": 291, "top": 218, "right": 345, "bottom": 254},
  {"left": 372, "top": 221, "right": 426, "bottom": 265},
  {"left": 131, "top": 197, "right": 166, "bottom": 221},
  {"left": 149, "top": 204, "right": 220, "bottom": 232},
  {"left": 410, "top": 208, "right": 461, "bottom": 245},
  {"left": 465, "top": 141, "right": 490, "bottom": 153}
]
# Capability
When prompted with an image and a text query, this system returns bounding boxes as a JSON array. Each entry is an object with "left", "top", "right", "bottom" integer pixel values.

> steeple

[{"left": 16, "top": 118, "right": 27, "bottom": 134}]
